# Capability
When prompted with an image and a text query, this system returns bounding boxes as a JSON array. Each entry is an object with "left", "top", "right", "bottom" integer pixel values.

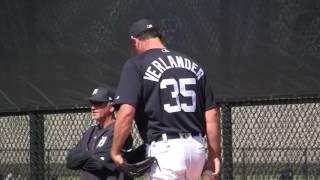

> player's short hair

[{"left": 136, "top": 28, "right": 162, "bottom": 41}]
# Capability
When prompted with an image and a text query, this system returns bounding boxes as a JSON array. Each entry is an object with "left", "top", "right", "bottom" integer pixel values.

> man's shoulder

[
  {"left": 124, "top": 56, "right": 140, "bottom": 68},
  {"left": 83, "top": 124, "right": 97, "bottom": 133}
]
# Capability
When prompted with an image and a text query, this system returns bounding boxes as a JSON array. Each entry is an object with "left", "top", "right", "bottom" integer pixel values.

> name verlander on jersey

[{"left": 144, "top": 56, "right": 204, "bottom": 82}]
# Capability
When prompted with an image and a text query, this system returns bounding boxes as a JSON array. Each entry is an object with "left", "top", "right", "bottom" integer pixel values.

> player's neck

[
  {"left": 98, "top": 116, "right": 115, "bottom": 129},
  {"left": 141, "top": 38, "right": 165, "bottom": 52}
]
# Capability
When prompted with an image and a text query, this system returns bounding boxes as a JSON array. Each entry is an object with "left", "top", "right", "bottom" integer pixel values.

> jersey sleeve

[
  {"left": 65, "top": 130, "right": 91, "bottom": 170},
  {"left": 113, "top": 60, "right": 142, "bottom": 108},
  {"left": 203, "top": 74, "right": 217, "bottom": 110}
]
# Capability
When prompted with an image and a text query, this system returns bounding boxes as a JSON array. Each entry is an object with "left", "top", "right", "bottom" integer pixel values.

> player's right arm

[
  {"left": 111, "top": 60, "right": 141, "bottom": 164},
  {"left": 111, "top": 104, "right": 135, "bottom": 164},
  {"left": 205, "top": 107, "right": 221, "bottom": 176}
]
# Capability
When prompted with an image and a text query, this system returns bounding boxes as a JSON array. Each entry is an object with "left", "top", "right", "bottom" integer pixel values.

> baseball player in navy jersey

[{"left": 111, "top": 19, "right": 221, "bottom": 179}]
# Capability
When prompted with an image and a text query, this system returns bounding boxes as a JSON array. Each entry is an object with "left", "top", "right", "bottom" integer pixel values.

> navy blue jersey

[
  {"left": 66, "top": 123, "right": 133, "bottom": 180},
  {"left": 114, "top": 48, "right": 217, "bottom": 143}
]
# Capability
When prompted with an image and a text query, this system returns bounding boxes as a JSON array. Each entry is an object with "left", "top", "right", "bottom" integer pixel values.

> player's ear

[
  {"left": 109, "top": 105, "right": 115, "bottom": 113},
  {"left": 129, "top": 37, "right": 139, "bottom": 55},
  {"left": 132, "top": 37, "right": 140, "bottom": 47}
]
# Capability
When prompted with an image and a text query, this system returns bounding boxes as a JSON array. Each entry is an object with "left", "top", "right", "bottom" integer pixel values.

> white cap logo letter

[{"left": 92, "top": 88, "right": 98, "bottom": 95}]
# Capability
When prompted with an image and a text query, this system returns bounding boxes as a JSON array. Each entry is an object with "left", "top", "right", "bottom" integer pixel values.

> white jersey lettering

[{"left": 143, "top": 55, "right": 204, "bottom": 82}]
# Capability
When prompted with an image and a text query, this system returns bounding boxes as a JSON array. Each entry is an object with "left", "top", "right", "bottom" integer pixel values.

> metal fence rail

[{"left": 0, "top": 96, "right": 319, "bottom": 180}]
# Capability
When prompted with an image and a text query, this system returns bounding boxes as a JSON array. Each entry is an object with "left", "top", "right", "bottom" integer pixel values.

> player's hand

[
  {"left": 204, "top": 157, "right": 221, "bottom": 177},
  {"left": 212, "top": 157, "right": 221, "bottom": 176},
  {"left": 111, "top": 153, "right": 124, "bottom": 164}
]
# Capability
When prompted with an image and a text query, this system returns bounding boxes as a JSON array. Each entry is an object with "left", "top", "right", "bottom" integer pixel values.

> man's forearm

[
  {"left": 66, "top": 151, "right": 90, "bottom": 170},
  {"left": 111, "top": 104, "right": 135, "bottom": 161},
  {"left": 206, "top": 108, "right": 221, "bottom": 159}
]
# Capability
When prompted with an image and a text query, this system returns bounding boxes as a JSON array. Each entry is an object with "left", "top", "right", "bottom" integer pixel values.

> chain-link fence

[
  {"left": 220, "top": 96, "right": 320, "bottom": 180},
  {"left": 0, "top": 96, "right": 319, "bottom": 180}
]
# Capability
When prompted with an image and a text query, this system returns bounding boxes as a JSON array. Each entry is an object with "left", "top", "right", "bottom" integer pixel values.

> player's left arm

[
  {"left": 205, "top": 107, "right": 221, "bottom": 176},
  {"left": 111, "top": 104, "right": 136, "bottom": 164},
  {"left": 201, "top": 70, "right": 221, "bottom": 176}
]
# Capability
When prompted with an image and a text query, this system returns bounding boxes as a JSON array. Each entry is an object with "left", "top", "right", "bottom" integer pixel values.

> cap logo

[
  {"left": 92, "top": 89, "right": 99, "bottom": 95},
  {"left": 108, "top": 97, "right": 113, "bottom": 101},
  {"left": 147, "top": 24, "right": 153, "bottom": 28},
  {"left": 161, "top": 49, "right": 170, "bottom": 53}
]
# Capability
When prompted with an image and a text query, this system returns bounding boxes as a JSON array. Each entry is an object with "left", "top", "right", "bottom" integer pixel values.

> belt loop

[
  {"left": 198, "top": 133, "right": 205, "bottom": 144},
  {"left": 151, "top": 141, "right": 156, "bottom": 147},
  {"left": 187, "top": 133, "right": 192, "bottom": 139},
  {"left": 162, "top": 133, "right": 168, "bottom": 143}
]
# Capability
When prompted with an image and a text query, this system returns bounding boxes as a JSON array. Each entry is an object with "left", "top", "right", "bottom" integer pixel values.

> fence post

[
  {"left": 303, "top": 148, "right": 308, "bottom": 176},
  {"left": 221, "top": 104, "right": 233, "bottom": 179},
  {"left": 29, "top": 112, "right": 45, "bottom": 180},
  {"left": 241, "top": 148, "right": 246, "bottom": 180}
]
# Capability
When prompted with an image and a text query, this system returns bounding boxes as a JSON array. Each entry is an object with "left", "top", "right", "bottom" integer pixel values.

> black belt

[{"left": 153, "top": 132, "right": 203, "bottom": 142}]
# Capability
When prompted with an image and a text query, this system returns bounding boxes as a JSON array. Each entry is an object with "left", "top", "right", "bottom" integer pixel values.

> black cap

[
  {"left": 128, "top": 18, "right": 159, "bottom": 38},
  {"left": 87, "top": 87, "right": 114, "bottom": 102}
]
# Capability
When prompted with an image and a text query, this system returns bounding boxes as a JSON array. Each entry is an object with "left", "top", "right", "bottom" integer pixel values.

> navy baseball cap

[
  {"left": 87, "top": 87, "right": 114, "bottom": 103},
  {"left": 128, "top": 18, "right": 160, "bottom": 38}
]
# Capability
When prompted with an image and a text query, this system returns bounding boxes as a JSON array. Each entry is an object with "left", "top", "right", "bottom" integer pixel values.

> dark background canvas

[{"left": 1, "top": 0, "right": 319, "bottom": 110}]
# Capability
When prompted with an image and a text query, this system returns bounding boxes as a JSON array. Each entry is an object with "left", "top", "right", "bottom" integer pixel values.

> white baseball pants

[{"left": 145, "top": 134, "right": 206, "bottom": 180}]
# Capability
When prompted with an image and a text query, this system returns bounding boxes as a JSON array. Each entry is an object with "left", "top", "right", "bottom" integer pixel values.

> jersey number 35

[{"left": 160, "top": 78, "right": 196, "bottom": 113}]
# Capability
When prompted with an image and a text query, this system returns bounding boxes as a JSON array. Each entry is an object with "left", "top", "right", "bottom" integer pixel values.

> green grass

[{"left": 234, "top": 175, "right": 317, "bottom": 180}]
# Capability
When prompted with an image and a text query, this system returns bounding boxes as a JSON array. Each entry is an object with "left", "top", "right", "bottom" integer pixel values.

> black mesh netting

[{"left": 0, "top": 0, "right": 319, "bottom": 110}]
